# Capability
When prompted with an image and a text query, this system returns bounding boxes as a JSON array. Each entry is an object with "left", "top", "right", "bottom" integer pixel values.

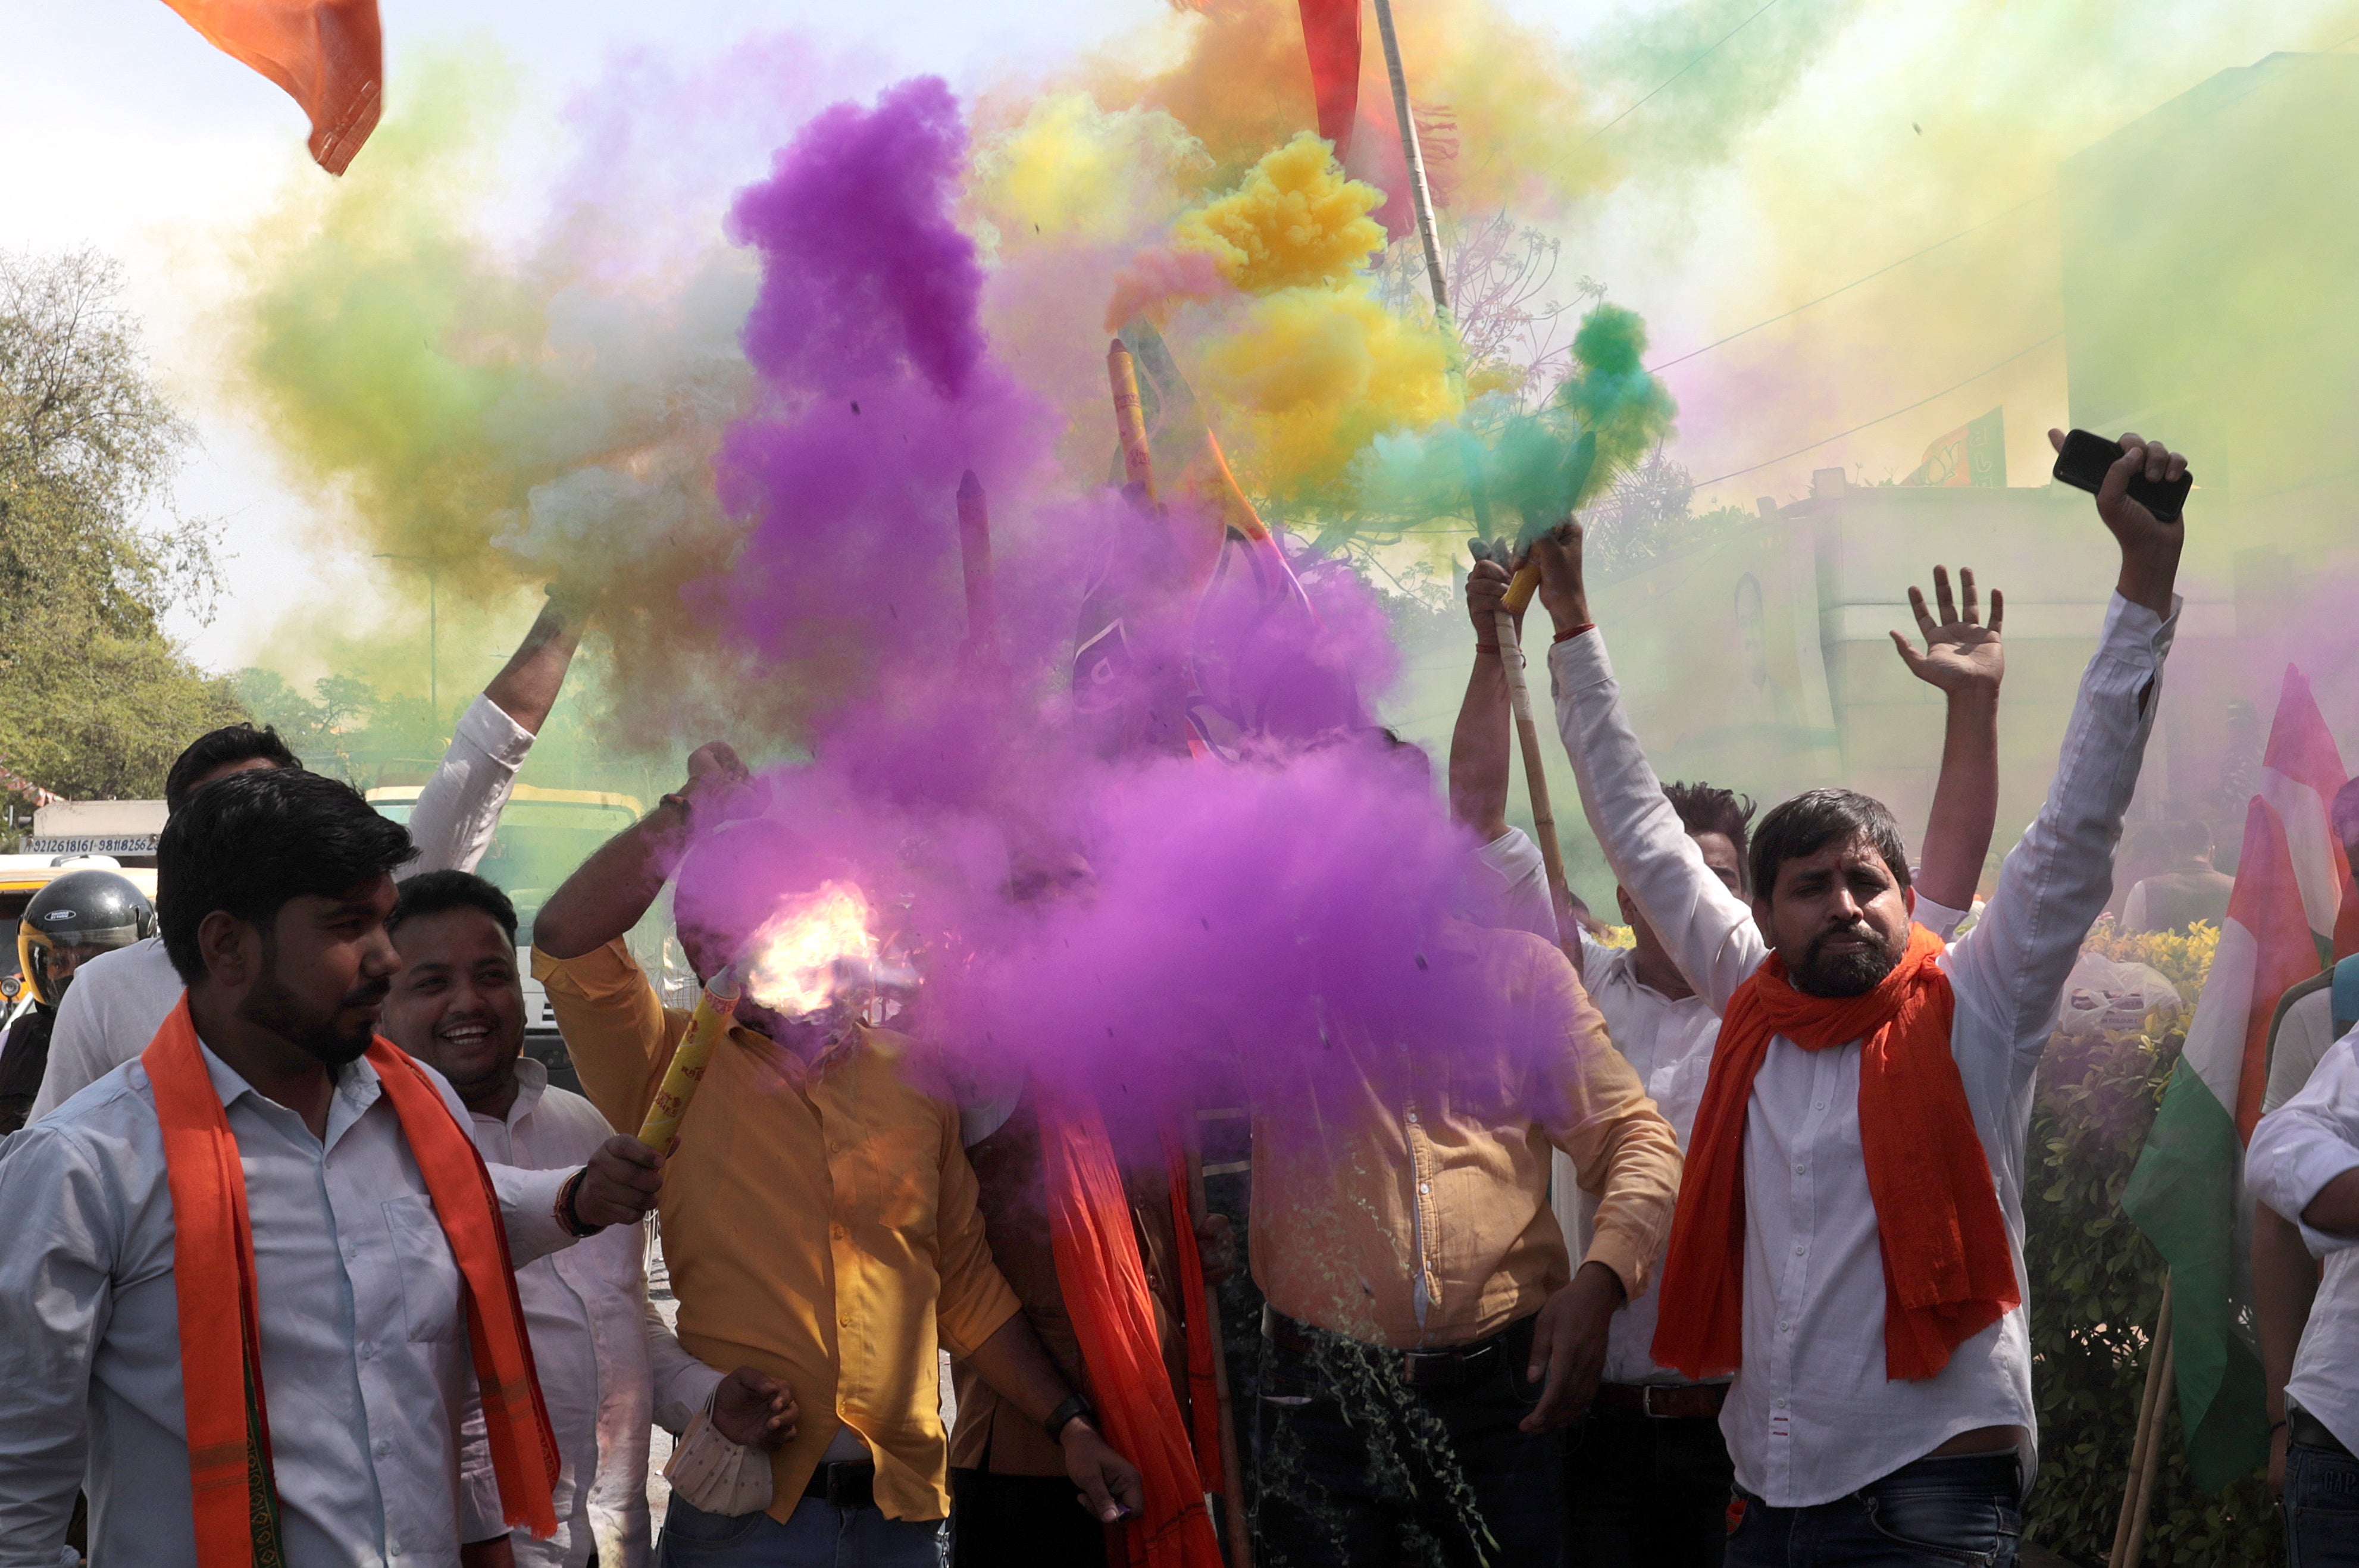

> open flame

[{"left": 740, "top": 880, "right": 892, "bottom": 1019}]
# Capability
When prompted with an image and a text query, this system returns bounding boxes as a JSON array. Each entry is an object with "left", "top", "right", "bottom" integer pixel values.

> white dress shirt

[
  {"left": 31, "top": 696, "right": 536, "bottom": 1121},
  {"left": 2247, "top": 1031, "right": 2359, "bottom": 1453},
  {"left": 1549, "top": 591, "right": 2176, "bottom": 1506},
  {"left": 458, "top": 1057, "right": 719, "bottom": 1568},
  {"left": 1477, "top": 830, "right": 1961, "bottom": 1389},
  {"left": 0, "top": 1042, "right": 578, "bottom": 1567}
]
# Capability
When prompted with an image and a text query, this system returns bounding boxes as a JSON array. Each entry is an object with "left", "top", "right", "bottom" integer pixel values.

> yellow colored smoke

[
  {"left": 1174, "top": 132, "right": 1386, "bottom": 294},
  {"left": 1193, "top": 285, "right": 1454, "bottom": 499}
]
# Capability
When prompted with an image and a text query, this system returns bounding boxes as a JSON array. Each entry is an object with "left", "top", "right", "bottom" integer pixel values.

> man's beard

[
  {"left": 239, "top": 940, "right": 385, "bottom": 1068},
  {"left": 1789, "top": 921, "right": 1903, "bottom": 999}
]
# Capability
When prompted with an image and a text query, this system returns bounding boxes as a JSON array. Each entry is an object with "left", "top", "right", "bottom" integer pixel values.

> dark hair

[
  {"left": 2336, "top": 778, "right": 2359, "bottom": 853},
  {"left": 390, "top": 869, "right": 518, "bottom": 946},
  {"left": 165, "top": 724, "right": 300, "bottom": 816},
  {"left": 2162, "top": 818, "right": 2216, "bottom": 860},
  {"left": 1748, "top": 788, "right": 1911, "bottom": 904},
  {"left": 159, "top": 768, "right": 414, "bottom": 984},
  {"left": 1663, "top": 780, "right": 1757, "bottom": 889}
]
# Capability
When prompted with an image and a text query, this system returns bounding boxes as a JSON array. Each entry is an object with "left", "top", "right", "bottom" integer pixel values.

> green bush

[{"left": 2023, "top": 922, "right": 2280, "bottom": 1564}]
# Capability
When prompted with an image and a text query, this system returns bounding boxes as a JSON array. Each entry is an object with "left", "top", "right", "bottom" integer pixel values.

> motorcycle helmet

[{"left": 18, "top": 869, "right": 155, "bottom": 1008}]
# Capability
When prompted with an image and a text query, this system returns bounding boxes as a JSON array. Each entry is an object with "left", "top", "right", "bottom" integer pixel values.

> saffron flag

[
  {"left": 2123, "top": 668, "right": 2348, "bottom": 1489},
  {"left": 158, "top": 0, "right": 382, "bottom": 174},
  {"left": 1901, "top": 406, "right": 2006, "bottom": 487},
  {"left": 1296, "top": 0, "right": 1362, "bottom": 158}
]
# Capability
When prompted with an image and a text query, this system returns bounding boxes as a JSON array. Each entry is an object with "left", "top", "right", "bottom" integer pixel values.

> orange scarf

[
  {"left": 1651, "top": 924, "right": 2019, "bottom": 1383},
  {"left": 1039, "top": 1092, "right": 1222, "bottom": 1568},
  {"left": 145, "top": 998, "right": 559, "bottom": 1567}
]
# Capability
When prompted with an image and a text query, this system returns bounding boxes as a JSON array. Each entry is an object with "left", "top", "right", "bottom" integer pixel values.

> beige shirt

[{"left": 1247, "top": 918, "right": 1682, "bottom": 1350}]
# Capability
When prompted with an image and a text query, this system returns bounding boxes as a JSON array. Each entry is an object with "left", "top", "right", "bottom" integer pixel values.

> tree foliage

[
  {"left": 0, "top": 249, "right": 243, "bottom": 799},
  {"left": 2025, "top": 919, "right": 2279, "bottom": 1565}
]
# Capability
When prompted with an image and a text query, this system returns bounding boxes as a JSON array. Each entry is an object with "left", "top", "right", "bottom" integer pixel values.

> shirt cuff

[
  {"left": 495, "top": 1162, "right": 581, "bottom": 1266},
  {"left": 1581, "top": 1226, "right": 1652, "bottom": 1307},
  {"left": 656, "top": 1358, "right": 727, "bottom": 1435},
  {"left": 455, "top": 692, "right": 535, "bottom": 769},
  {"left": 1914, "top": 894, "right": 1970, "bottom": 941},
  {"left": 937, "top": 1284, "right": 1023, "bottom": 1362},
  {"left": 2282, "top": 1148, "right": 2359, "bottom": 1257},
  {"left": 2095, "top": 590, "right": 2181, "bottom": 665},
  {"left": 1546, "top": 625, "right": 1610, "bottom": 694}
]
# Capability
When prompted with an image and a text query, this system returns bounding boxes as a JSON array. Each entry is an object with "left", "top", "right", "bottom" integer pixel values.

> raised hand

[
  {"left": 1524, "top": 519, "right": 1591, "bottom": 637},
  {"left": 1889, "top": 565, "right": 2003, "bottom": 695},
  {"left": 2049, "top": 428, "right": 2186, "bottom": 617},
  {"left": 1465, "top": 540, "right": 1518, "bottom": 649}
]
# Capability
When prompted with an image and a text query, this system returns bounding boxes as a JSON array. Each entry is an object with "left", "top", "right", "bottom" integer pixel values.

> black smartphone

[{"left": 2051, "top": 428, "right": 2192, "bottom": 520}]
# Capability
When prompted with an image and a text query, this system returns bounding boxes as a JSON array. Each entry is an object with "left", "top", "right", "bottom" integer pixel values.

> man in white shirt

[
  {"left": 383, "top": 869, "right": 797, "bottom": 1568},
  {"left": 2255, "top": 777, "right": 2359, "bottom": 1499},
  {"left": 1451, "top": 558, "right": 2003, "bottom": 1565},
  {"left": 30, "top": 589, "right": 586, "bottom": 1122},
  {"left": 2248, "top": 1031, "right": 2359, "bottom": 1566},
  {"left": 0, "top": 766, "right": 664, "bottom": 1568},
  {"left": 1523, "top": 428, "right": 2187, "bottom": 1564}
]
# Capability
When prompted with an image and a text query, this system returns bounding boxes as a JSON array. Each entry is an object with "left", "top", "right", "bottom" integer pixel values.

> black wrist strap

[
  {"left": 559, "top": 1169, "right": 605, "bottom": 1238},
  {"left": 1042, "top": 1392, "right": 1094, "bottom": 1444}
]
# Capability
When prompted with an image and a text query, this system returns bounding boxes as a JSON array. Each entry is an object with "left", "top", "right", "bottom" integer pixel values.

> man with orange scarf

[
  {"left": 0, "top": 768, "right": 664, "bottom": 1568},
  {"left": 1527, "top": 430, "right": 2189, "bottom": 1564}
]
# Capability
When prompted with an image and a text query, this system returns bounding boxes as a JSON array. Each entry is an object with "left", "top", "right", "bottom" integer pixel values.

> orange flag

[{"left": 158, "top": 0, "right": 383, "bottom": 174}]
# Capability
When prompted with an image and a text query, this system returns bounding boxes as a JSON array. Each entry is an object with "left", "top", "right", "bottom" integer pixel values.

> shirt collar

[
  {"left": 501, "top": 1053, "right": 549, "bottom": 1123},
  {"left": 195, "top": 1038, "right": 384, "bottom": 1146}
]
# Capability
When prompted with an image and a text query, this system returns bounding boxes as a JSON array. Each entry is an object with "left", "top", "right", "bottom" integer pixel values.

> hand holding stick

[{"left": 1468, "top": 539, "right": 1570, "bottom": 935}]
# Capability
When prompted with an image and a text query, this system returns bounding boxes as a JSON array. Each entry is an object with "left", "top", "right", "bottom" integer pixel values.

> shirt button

[
  {"left": 839, "top": 1314, "right": 852, "bottom": 1327},
  {"left": 359, "top": 1342, "right": 374, "bottom": 1359},
  {"left": 1794, "top": 1164, "right": 1807, "bottom": 1175},
  {"left": 376, "top": 1438, "right": 393, "bottom": 1457},
  {"left": 1793, "top": 1245, "right": 1805, "bottom": 1257},
  {"left": 1406, "top": 1110, "right": 1419, "bottom": 1124},
  {"left": 1813, "top": 1101, "right": 1826, "bottom": 1111},
  {"left": 1418, "top": 1182, "right": 1431, "bottom": 1195},
  {"left": 831, "top": 1223, "right": 849, "bottom": 1240},
  {"left": 1775, "top": 1397, "right": 1789, "bottom": 1410}
]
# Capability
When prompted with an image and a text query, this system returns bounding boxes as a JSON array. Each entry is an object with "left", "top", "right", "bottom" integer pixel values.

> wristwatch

[{"left": 1042, "top": 1392, "right": 1096, "bottom": 1444}]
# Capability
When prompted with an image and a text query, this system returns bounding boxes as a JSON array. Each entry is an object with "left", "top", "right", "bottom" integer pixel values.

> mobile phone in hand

[{"left": 2051, "top": 428, "right": 2192, "bottom": 520}]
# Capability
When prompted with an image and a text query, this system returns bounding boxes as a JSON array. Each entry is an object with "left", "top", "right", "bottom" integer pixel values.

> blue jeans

[
  {"left": 2287, "top": 1440, "right": 2359, "bottom": 1567},
  {"left": 659, "top": 1495, "right": 949, "bottom": 1567},
  {"left": 1723, "top": 1453, "right": 2020, "bottom": 1567}
]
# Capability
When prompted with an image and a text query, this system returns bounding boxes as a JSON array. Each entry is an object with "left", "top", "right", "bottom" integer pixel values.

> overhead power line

[
  {"left": 1690, "top": 330, "right": 2063, "bottom": 490},
  {"left": 1582, "top": 0, "right": 1785, "bottom": 148}
]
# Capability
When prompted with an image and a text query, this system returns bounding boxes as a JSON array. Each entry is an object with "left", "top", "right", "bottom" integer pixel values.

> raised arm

[
  {"left": 403, "top": 591, "right": 587, "bottom": 877},
  {"left": 1889, "top": 566, "right": 2004, "bottom": 912},
  {"left": 530, "top": 742, "right": 756, "bottom": 961},
  {"left": 1448, "top": 555, "right": 1518, "bottom": 843},
  {"left": 1946, "top": 432, "right": 2186, "bottom": 1051},
  {"left": 1531, "top": 521, "right": 1764, "bottom": 1011}
]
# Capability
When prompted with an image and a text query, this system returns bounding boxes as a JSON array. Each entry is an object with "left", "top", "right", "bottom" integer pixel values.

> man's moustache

[{"left": 341, "top": 978, "right": 392, "bottom": 1011}]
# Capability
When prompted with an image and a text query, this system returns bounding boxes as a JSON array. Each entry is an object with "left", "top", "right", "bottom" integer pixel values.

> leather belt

[
  {"left": 1593, "top": 1381, "right": 1730, "bottom": 1421},
  {"left": 805, "top": 1460, "right": 877, "bottom": 1511},
  {"left": 1263, "top": 1306, "right": 1527, "bottom": 1392},
  {"left": 2290, "top": 1404, "right": 2354, "bottom": 1459}
]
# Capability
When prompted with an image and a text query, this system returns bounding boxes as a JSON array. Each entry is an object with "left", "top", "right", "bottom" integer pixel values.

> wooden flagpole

[
  {"left": 2108, "top": 1279, "right": 2175, "bottom": 1568},
  {"left": 1372, "top": 0, "right": 1571, "bottom": 931}
]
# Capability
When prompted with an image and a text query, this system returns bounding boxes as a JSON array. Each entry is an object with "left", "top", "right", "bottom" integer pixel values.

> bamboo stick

[
  {"left": 2120, "top": 1335, "right": 2173, "bottom": 1568},
  {"left": 956, "top": 470, "right": 1000, "bottom": 655},
  {"left": 2108, "top": 1282, "right": 2174, "bottom": 1568},
  {"left": 1182, "top": 1140, "right": 1254, "bottom": 1568},
  {"left": 1107, "top": 337, "right": 1156, "bottom": 503}
]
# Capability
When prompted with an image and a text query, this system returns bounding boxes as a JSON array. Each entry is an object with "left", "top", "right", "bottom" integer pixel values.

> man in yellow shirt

[{"left": 531, "top": 743, "right": 1141, "bottom": 1567}]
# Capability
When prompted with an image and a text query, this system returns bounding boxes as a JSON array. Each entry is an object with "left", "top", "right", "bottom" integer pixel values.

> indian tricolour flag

[{"left": 2122, "top": 666, "right": 2347, "bottom": 1489}]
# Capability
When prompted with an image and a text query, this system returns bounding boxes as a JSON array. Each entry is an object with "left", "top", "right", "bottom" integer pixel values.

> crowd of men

[{"left": 0, "top": 430, "right": 2353, "bottom": 1568}]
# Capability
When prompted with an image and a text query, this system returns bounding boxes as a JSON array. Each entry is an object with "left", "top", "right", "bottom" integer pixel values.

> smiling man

[
  {"left": 0, "top": 768, "right": 662, "bottom": 1568},
  {"left": 1528, "top": 429, "right": 2190, "bottom": 1566},
  {"left": 384, "top": 869, "right": 799, "bottom": 1568}
]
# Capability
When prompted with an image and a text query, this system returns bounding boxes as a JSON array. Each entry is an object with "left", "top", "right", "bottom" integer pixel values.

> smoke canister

[{"left": 636, "top": 965, "right": 742, "bottom": 1157}]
